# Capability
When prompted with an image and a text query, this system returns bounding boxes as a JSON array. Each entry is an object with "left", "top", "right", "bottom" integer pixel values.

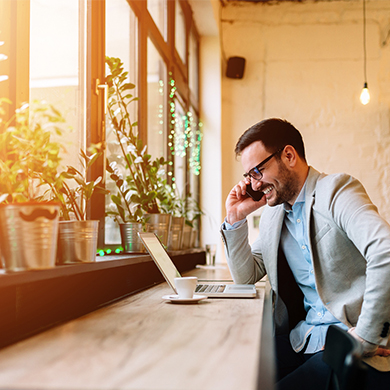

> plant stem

[{"left": 63, "top": 181, "right": 83, "bottom": 220}]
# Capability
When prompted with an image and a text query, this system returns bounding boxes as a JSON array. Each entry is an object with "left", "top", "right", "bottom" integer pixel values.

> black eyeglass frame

[{"left": 243, "top": 146, "right": 286, "bottom": 181}]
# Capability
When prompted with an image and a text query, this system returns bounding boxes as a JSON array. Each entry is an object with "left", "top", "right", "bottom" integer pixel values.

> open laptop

[{"left": 138, "top": 232, "right": 257, "bottom": 298}]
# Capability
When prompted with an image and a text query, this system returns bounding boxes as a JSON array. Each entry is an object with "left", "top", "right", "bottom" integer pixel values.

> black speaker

[{"left": 226, "top": 56, "right": 246, "bottom": 79}]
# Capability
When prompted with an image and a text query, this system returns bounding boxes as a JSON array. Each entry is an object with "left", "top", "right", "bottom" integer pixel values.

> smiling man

[{"left": 220, "top": 118, "right": 390, "bottom": 390}]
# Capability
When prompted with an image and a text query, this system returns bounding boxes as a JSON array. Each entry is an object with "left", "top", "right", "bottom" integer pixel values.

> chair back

[{"left": 323, "top": 325, "right": 367, "bottom": 390}]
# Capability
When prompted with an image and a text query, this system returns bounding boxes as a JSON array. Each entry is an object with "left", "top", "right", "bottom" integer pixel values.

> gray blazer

[{"left": 221, "top": 167, "right": 390, "bottom": 371}]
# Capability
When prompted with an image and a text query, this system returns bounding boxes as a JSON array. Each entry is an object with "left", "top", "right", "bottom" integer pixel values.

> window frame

[
  {"left": 108, "top": 0, "right": 201, "bottom": 240},
  {"left": 1, "top": 0, "right": 201, "bottom": 250}
]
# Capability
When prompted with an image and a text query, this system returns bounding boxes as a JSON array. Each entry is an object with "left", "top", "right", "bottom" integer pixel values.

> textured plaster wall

[
  {"left": 200, "top": 36, "right": 223, "bottom": 255},
  {"left": 220, "top": 0, "right": 390, "bottom": 224}
]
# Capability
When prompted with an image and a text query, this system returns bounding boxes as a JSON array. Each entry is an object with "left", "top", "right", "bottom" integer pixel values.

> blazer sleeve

[
  {"left": 220, "top": 220, "right": 266, "bottom": 284},
  {"left": 317, "top": 173, "right": 390, "bottom": 347}
]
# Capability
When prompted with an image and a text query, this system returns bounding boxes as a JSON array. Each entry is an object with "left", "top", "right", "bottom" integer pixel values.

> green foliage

[
  {"left": 0, "top": 99, "right": 64, "bottom": 203},
  {"left": 50, "top": 144, "right": 109, "bottom": 221},
  {"left": 184, "top": 195, "right": 204, "bottom": 228},
  {"left": 158, "top": 184, "right": 203, "bottom": 228},
  {"left": 105, "top": 56, "right": 169, "bottom": 222}
]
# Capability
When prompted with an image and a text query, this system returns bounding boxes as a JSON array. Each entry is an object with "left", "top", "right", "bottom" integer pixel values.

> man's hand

[
  {"left": 225, "top": 179, "right": 266, "bottom": 225},
  {"left": 348, "top": 327, "right": 390, "bottom": 357}
]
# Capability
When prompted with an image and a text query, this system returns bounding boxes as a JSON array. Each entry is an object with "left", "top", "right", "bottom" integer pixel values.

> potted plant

[
  {"left": 106, "top": 160, "right": 145, "bottom": 252},
  {"left": 182, "top": 195, "right": 203, "bottom": 249},
  {"left": 49, "top": 144, "right": 109, "bottom": 264},
  {"left": 0, "top": 99, "right": 64, "bottom": 271},
  {"left": 105, "top": 56, "right": 171, "bottom": 248},
  {"left": 159, "top": 184, "right": 186, "bottom": 251}
]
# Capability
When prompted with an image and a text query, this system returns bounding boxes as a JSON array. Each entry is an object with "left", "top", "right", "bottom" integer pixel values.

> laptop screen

[{"left": 138, "top": 233, "right": 181, "bottom": 291}]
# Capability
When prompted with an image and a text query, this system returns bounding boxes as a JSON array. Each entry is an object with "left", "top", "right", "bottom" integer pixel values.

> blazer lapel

[
  {"left": 304, "top": 167, "right": 321, "bottom": 222},
  {"left": 261, "top": 206, "right": 285, "bottom": 294},
  {"left": 263, "top": 167, "right": 321, "bottom": 293}
]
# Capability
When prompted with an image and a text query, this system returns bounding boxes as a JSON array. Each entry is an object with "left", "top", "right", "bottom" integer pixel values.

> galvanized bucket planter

[
  {"left": 0, "top": 202, "right": 60, "bottom": 271},
  {"left": 168, "top": 216, "right": 185, "bottom": 251},
  {"left": 119, "top": 222, "right": 145, "bottom": 253},
  {"left": 181, "top": 224, "right": 193, "bottom": 249},
  {"left": 144, "top": 213, "right": 172, "bottom": 247},
  {"left": 190, "top": 228, "right": 198, "bottom": 248},
  {"left": 57, "top": 220, "right": 99, "bottom": 264}
]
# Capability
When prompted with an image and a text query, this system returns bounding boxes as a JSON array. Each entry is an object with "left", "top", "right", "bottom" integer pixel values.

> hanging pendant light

[
  {"left": 360, "top": 0, "right": 370, "bottom": 105},
  {"left": 360, "top": 82, "right": 370, "bottom": 105}
]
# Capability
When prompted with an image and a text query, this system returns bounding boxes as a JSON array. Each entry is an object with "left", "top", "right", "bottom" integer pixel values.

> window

[
  {"left": 105, "top": 0, "right": 139, "bottom": 244},
  {"left": 147, "top": 0, "right": 167, "bottom": 40},
  {"left": 106, "top": 0, "right": 138, "bottom": 85},
  {"left": 147, "top": 37, "right": 167, "bottom": 161},
  {"left": 1, "top": 0, "right": 201, "bottom": 251},
  {"left": 175, "top": 0, "right": 187, "bottom": 64},
  {"left": 30, "top": 0, "right": 84, "bottom": 172},
  {"left": 189, "top": 29, "right": 199, "bottom": 104},
  {"left": 171, "top": 97, "right": 187, "bottom": 196},
  {"left": 103, "top": 0, "right": 201, "bottom": 249}
]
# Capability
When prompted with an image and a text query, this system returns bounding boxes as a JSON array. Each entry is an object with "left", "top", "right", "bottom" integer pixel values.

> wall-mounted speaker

[{"left": 226, "top": 56, "right": 246, "bottom": 79}]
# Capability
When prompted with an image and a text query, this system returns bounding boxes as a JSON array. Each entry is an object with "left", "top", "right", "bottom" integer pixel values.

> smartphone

[{"left": 246, "top": 184, "right": 264, "bottom": 202}]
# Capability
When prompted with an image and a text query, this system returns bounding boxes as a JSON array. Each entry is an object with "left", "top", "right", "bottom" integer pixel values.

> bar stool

[{"left": 323, "top": 325, "right": 367, "bottom": 390}]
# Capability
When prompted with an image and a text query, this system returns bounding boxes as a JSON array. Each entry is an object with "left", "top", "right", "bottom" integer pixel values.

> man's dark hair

[{"left": 234, "top": 118, "right": 306, "bottom": 161}]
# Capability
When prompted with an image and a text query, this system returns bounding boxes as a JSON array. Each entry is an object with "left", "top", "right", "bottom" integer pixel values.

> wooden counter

[
  {"left": 0, "top": 250, "right": 205, "bottom": 349},
  {"left": 0, "top": 266, "right": 268, "bottom": 390}
]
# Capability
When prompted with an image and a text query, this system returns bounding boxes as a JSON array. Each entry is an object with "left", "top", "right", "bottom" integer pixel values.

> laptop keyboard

[{"left": 196, "top": 284, "right": 226, "bottom": 293}]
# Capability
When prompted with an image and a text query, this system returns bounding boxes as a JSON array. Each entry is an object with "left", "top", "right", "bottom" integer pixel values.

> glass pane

[
  {"left": 106, "top": 0, "right": 138, "bottom": 86},
  {"left": 147, "top": 37, "right": 167, "bottom": 161},
  {"left": 30, "top": 0, "right": 83, "bottom": 172},
  {"left": 189, "top": 31, "right": 198, "bottom": 101},
  {"left": 188, "top": 109, "right": 201, "bottom": 247},
  {"left": 188, "top": 108, "right": 202, "bottom": 183},
  {"left": 105, "top": 0, "right": 138, "bottom": 245},
  {"left": 147, "top": 0, "right": 167, "bottom": 40},
  {"left": 175, "top": 0, "right": 186, "bottom": 64},
  {"left": 172, "top": 98, "right": 187, "bottom": 198}
]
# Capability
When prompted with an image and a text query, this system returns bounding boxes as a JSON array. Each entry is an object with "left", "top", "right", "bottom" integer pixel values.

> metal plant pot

[
  {"left": 119, "top": 222, "right": 145, "bottom": 253},
  {"left": 190, "top": 228, "right": 198, "bottom": 248},
  {"left": 168, "top": 216, "right": 185, "bottom": 251},
  {"left": 144, "top": 213, "right": 172, "bottom": 246},
  {"left": 57, "top": 220, "right": 99, "bottom": 264},
  {"left": 0, "top": 202, "right": 60, "bottom": 271},
  {"left": 181, "top": 224, "right": 193, "bottom": 249}
]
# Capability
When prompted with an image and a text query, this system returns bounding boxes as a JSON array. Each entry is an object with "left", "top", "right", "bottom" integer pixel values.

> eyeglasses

[{"left": 243, "top": 147, "right": 285, "bottom": 181}]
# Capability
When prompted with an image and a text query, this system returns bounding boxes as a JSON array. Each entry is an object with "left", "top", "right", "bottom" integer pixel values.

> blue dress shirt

[{"left": 281, "top": 182, "right": 348, "bottom": 354}]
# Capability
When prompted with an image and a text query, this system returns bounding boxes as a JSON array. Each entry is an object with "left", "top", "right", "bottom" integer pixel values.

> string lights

[{"left": 167, "top": 73, "right": 203, "bottom": 176}]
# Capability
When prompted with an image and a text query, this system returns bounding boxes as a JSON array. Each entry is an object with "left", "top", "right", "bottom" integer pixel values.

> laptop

[{"left": 138, "top": 232, "right": 257, "bottom": 298}]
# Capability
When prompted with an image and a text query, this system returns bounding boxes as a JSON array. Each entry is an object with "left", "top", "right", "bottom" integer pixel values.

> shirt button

[
  {"left": 310, "top": 269, "right": 314, "bottom": 274},
  {"left": 301, "top": 245, "right": 306, "bottom": 250},
  {"left": 297, "top": 219, "right": 301, "bottom": 223},
  {"left": 317, "top": 312, "right": 322, "bottom": 317}
]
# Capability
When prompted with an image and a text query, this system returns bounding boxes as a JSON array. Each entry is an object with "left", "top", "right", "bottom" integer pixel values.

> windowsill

[
  {"left": 0, "top": 249, "right": 206, "bottom": 350},
  {"left": 0, "top": 248, "right": 204, "bottom": 286}
]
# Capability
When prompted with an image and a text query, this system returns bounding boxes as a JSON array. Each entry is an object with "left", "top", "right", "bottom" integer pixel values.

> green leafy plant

[
  {"left": 0, "top": 99, "right": 64, "bottom": 204},
  {"left": 159, "top": 185, "right": 203, "bottom": 229},
  {"left": 183, "top": 195, "right": 204, "bottom": 228},
  {"left": 158, "top": 184, "right": 186, "bottom": 216},
  {"left": 49, "top": 144, "right": 109, "bottom": 221},
  {"left": 105, "top": 56, "right": 169, "bottom": 222}
]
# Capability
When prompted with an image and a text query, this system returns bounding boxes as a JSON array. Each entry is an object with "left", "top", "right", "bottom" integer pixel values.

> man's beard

[{"left": 263, "top": 160, "right": 300, "bottom": 207}]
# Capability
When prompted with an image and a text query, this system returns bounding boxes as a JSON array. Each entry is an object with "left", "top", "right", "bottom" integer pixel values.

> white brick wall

[{"left": 220, "top": 0, "right": 390, "bottom": 222}]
